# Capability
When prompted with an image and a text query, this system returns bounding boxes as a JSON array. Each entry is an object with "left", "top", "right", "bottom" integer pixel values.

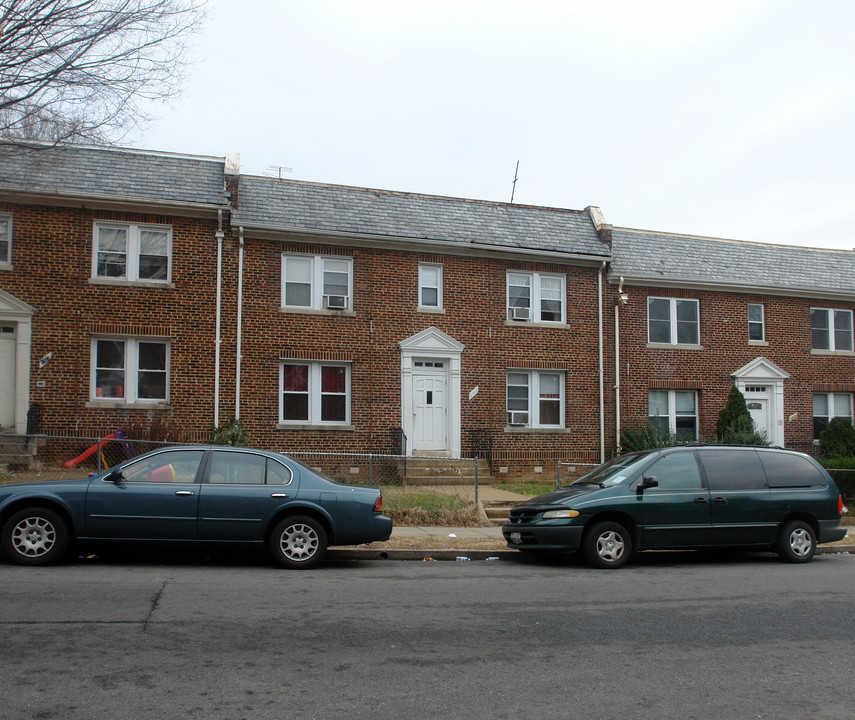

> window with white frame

[
  {"left": 0, "top": 214, "right": 10, "bottom": 265},
  {"left": 506, "top": 370, "right": 564, "bottom": 428},
  {"left": 92, "top": 338, "right": 169, "bottom": 403},
  {"left": 507, "top": 272, "right": 565, "bottom": 323},
  {"left": 813, "top": 393, "right": 853, "bottom": 439},
  {"left": 282, "top": 254, "right": 353, "bottom": 311},
  {"left": 418, "top": 263, "right": 443, "bottom": 309},
  {"left": 748, "top": 303, "right": 765, "bottom": 341},
  {"left": 93, "top": 222, "right": 171, "bottom": 282},
  {"left": 649, "top": 390, "right": 698, "bottom": 440},
  {"left": 647, "top": 297, "right": 699, "bottom": 345},
  {"left": 280, "top": 362, "right": 350, "bottom": 424},
  {"left": 810, "top": 308, "right": 853, "bottom": 352}
]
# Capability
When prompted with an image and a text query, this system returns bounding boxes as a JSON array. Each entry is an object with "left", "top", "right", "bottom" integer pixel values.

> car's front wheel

[
  {"left": 776, "top": 520, "right": 816, "bottom": 563},
  {"left": 1, "top": 507, "right": 70, "bottom": 566},
  {"left": 582, "top": 521, "right": 632, "bottom": 569},
  {"left": 269, "top": 515, "right": 328, "bottom": 569}
]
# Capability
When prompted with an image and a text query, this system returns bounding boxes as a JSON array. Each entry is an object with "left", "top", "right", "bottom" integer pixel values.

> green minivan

[{"left": 503, "top": 445, "right": 848, "bottom": 568}]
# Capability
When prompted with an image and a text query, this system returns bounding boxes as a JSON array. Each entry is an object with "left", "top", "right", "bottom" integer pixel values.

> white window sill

[
  {"left": 810, "top": 349, "right": 855, "bottom": 356},
  {"left": 418, "top": 307, "right": 445, "bottom": 314},
  {"left": 0, "top": 264, "right": 11, "bottom": 271},
  {"left": 276, "top": 423, "right": 354, "bottom": 431},
  {"left": 504, "top": 320, "right": 568, "bottom": 329},
  {"left": 279, "top": 307, "right": 356, "bottom": 318},
  {"left": 89, "top": 278, "right": 174, "bottom": 289},
  {"left": 86, "top": 401, "right": 171, "bottom": 409},
  {"left": 646, "top": 343, "right": 704, "bottom": 350},
  {"left": 748, "top": 340, "right": 768, "bottom": 346},
  {"left": 504, "top": 426, "right": 570, "bottom": 434}
]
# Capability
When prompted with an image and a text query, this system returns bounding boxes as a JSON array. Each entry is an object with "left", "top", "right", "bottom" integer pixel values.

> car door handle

[
  {"left": 271, "top": 493, "right": 290, "bottom": 498},
  {"left": 175, "top": 490, "right": 195, "bottom": 496},
  {"left": 713, "top": 497, "right": 728, "bottom": 505},
  {"left": 693, "top": 497, "right": 709, "bottom": 505}
]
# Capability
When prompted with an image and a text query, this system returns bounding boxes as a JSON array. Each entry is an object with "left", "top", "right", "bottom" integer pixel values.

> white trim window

[
  {"left": 282, "top": 253, "right": 353, "bottom": 311},
  {"left": 92, "top": 338, "right": 169, "bottom": 403},
  {"left": 649, "top": 390, "right": 698, "bottom": 440},
  {"left": 813, "top": 393, "right": 853, "bottom": 439},
  {"left": 418, "top": 263, "right": 443, "bottom": 309},
  {"left": 93, "top": 222, "right": 171, "bottom": 282},
  {"left": 0, "top": 214, "right": 10, "bottom": 265},
  {"left": 811, "top": 308, "right": 853, "bottom": 352},
  {"left": 647, "top": 297, "right": 699, "bottom": 345},
  {"left": 507, "top": 272, "right": 565, "bottom": 323},
  {"left": 506, "top": 370, "right": 564, "bottom": 428},
  {"left": 280, "top": 362, "right": 350, "bottom": 425},
  {"left": 748, "top": 303, "right": 765, "bottom": 341}
]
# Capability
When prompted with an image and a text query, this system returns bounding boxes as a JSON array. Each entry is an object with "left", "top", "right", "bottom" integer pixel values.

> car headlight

[{"left": 541, "top": 509, "right": 580, "bottom": 519}]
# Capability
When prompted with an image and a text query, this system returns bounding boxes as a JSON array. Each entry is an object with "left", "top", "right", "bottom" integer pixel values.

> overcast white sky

[{"left": 135, "top": 0, "right": 855, "bottom": 250}]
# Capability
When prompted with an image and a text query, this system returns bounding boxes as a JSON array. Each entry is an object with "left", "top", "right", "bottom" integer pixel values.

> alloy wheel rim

[
  {"left": 596, "top": 530, "right": 625, "bottom": 562},
  {"left": 789, "top": 528, "right": 813, "bottom": 557},
  {"left": 12, "top": 517, "right": 56, "bottom": 558},
  {"left": 280, "top": 523, "right": 319, "bottom": 561}
]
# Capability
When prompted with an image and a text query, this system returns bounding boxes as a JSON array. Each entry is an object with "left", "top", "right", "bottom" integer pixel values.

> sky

[{"left": 134, "top": 0, "right": 855, "bottom": 250}]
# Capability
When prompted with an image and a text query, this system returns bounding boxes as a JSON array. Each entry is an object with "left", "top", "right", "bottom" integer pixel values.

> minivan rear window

[
  {"left": 759, "top": 451, "right": 827, "bottom": 488},
  {"left": 700, "top": 449, "right": 767, "bottom": 491}
]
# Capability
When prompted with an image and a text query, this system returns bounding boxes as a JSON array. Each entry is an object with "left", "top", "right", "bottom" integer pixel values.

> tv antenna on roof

[
  {"left": 265, "top": 165, "right": 293, "bottom": 180},
  {"left": 510, "top": 160, "right": 519, "bottom": 203}
]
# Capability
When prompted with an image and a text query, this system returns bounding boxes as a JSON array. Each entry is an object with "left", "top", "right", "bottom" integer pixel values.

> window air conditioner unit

[
  {"left": 509, "top": 412, "right": 529, "bottom": 426},
  {"left": 511, "top": 306, "right": 530, "bottom": 321},
  {"left": 324, "top": 294, "right": 347, "bottom": 310}
]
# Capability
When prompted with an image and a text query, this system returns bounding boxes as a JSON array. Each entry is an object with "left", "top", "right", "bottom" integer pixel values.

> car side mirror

[
  {"left": 106, "top": 467, "right": 124, "bottom": 483},
  {"left": 637, "top": 476, "right": 658, "bottom": 492}
]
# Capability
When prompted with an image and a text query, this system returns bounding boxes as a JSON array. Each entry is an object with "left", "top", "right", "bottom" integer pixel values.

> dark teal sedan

[
  {"left": 503, "top": 445, "right": 848, "bottom": 568},
  {"left": 0, "top": 446, "right": 392, "bottom": 568}
]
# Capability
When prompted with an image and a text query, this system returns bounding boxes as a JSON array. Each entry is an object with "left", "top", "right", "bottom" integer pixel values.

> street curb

[
  {"left": 327, "top": 548, "right": 521, "bottom": 562},
  {"left": 328, "top": 545, "right": 854, "bottom": 562}
]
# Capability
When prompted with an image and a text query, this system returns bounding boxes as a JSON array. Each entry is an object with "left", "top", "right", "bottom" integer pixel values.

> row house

[
  {"left": 610, "top": 228, "right": 855, "bottom": 453},
  {"left": 1, "top": 142, "right": 853, "bottom": 476}
]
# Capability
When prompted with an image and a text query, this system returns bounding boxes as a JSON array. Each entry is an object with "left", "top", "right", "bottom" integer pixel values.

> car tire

[
  {"left": 2, "top": 507, "right": 70, "bottom": 566},
  {"left": 776, "top": 520, "right": 816, "bottom": 563},
  {"left": 582, "top": 521, "right": 632, "bottom": 569},
  {"left": 269, "top": 515, "right": 328, "bottom": 569}
]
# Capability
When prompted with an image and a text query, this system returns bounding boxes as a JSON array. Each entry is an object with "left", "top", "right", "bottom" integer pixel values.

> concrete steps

[
  {"left": 401, "top": 457, "right": 492, "bottom": 486},
  {"left": 483, "top": 499, "right": 517, "bottom": 526},
  {"left": 0, "top": 434, "right": 37, "bottom": 470}
]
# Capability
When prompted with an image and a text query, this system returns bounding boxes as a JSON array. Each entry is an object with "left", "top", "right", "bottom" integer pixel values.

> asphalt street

[{"left": 1, "top": 550, "right": 854, "bottom": 719}]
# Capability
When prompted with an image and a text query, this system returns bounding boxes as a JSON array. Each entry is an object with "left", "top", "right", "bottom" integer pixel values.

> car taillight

[
  {"left": 840, "top": 496, "right": 848, "bottom": 516},
  {"left": 373, "top": 495, "right": 383, "bottom": 513}
]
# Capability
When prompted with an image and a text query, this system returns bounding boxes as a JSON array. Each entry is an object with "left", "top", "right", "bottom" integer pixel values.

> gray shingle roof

[
  {"left": 0, "top": 143, "right": 227, "bottom": 208},
  {"left": 611, "top": 227, "right": 855, "bottom": 298},
  {"left": 234, "top": 176, "right": 609, "bottom": 259}
]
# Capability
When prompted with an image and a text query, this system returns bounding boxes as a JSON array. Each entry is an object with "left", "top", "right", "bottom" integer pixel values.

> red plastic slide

[{"left": 63, "top": 434, "right": 116, "bottom": 468}]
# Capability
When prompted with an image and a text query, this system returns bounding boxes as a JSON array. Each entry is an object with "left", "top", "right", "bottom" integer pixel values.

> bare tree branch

[{"left": 0, "top": 0, "right": 204, "bottom": 144}]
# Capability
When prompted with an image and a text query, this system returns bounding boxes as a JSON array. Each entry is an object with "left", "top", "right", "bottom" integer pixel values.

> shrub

[
  {"left": 211, "top": 416, "right": 249, "bottom": 447},
  {"left": 819, "top": 417, "right": 855, "bottom": 458},
  {"left": 620, "top": 423, "right": 681, "bottom": 452},
  {"left": 715, "top": 386, "right": 757, "bottom": 442}
]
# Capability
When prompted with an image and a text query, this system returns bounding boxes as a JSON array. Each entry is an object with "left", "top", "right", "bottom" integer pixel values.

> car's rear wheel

[
  {"left": 269, "top": 515, "right": 328, "bottom": 569},
  {"left": 776, "top": 520, "right": 816, "bottom": 563},
  {"left": 582, "top": 521, "right": 632, "bottom": 569},
  {"left": 2, "top": 507, "right": 70, "bottom": 566}
]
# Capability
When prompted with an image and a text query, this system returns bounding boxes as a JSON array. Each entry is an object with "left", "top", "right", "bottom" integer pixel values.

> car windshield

[{"left": 571, "top": 452, "right": 654, "bottom": 487}]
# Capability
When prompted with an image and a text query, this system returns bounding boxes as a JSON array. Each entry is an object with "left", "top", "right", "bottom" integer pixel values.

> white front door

[
  {"left": 0, "top": 326, "right": 16, "bottom": 428},
  {"left": 746, "top": 398, "right": 768, "bottom": 438},
  {"left": 412, "top": 365, "right": 447, "bottom": 453}
]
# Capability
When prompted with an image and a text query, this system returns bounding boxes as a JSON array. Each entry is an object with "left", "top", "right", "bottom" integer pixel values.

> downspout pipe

[
  {"left": 598, "top": 262, "right": 606, "bottom": 463},
  {"left": 615, "top": 276, "right": 625, "bottom": 454},
  {"left": 236, "top": 226, "right": 245, "bottom": 420},
  {"left": 214, "top": 209, "right": 223, "bottom": 429}
]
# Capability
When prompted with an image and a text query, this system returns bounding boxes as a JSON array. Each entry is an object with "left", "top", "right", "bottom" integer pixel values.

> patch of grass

[
  {"left": 493, "top": 481, "right": 555, "bottom": 496},
  {"left": 382, "top": 490, "right": 487, "bottom": 526}
]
